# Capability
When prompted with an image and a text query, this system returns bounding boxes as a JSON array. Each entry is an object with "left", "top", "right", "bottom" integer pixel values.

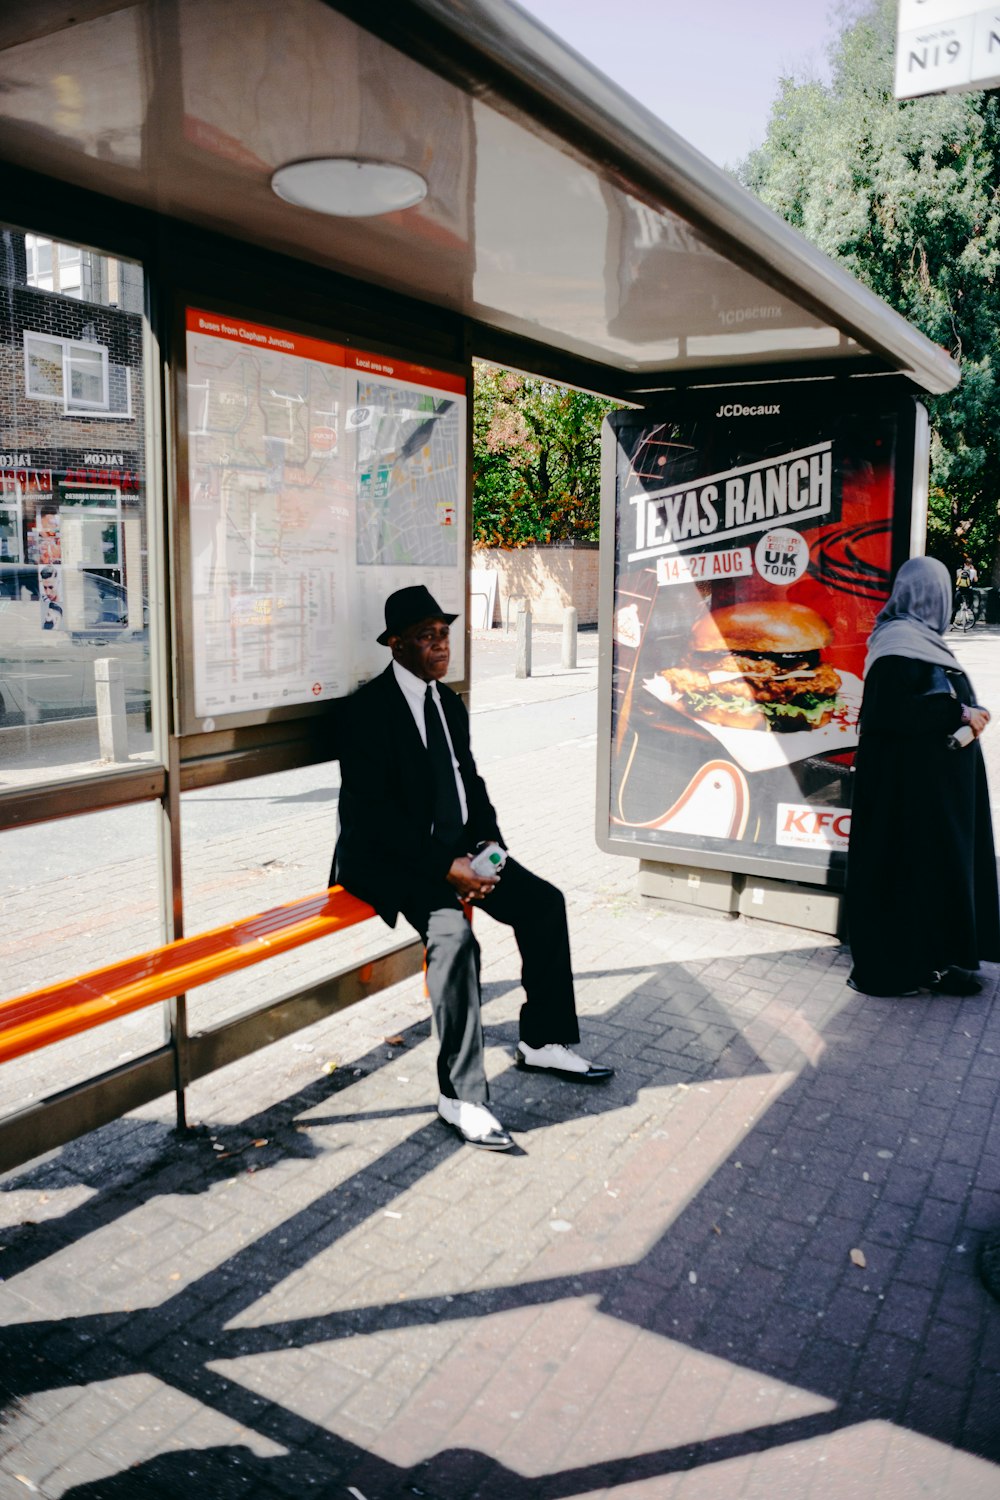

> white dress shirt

[{"left": 392, "top": 659, "right": 469, "bottom": 826}]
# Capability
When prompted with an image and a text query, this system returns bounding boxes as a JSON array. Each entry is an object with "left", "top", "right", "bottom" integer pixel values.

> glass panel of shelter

[
  {"left": 0, "top": 799, "right": 163, "bottom": 1120},
  {"left": 0, "top": 223, "right": 152, "bottom": 776}
]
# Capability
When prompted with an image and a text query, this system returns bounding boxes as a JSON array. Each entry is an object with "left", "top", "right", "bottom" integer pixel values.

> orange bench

[{"left": 0, "top": 885, "right": 378, "bottom": 1066}]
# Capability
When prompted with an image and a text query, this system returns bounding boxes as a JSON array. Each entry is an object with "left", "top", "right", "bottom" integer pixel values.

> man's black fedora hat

[{"left": 377, "top": 585, "right": 458, "bottom": 646}]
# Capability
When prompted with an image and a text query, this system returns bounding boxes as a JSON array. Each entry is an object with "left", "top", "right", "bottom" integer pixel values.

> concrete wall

[{"left": 472, "top": 543, "right": 599, "bottom": 626}]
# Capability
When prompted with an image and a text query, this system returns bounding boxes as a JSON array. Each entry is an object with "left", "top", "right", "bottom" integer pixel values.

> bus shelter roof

[{"left": 0, "top": 0, "right": 959, "bottom": 397}]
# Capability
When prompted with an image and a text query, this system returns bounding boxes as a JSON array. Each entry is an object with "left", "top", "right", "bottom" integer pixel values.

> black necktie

[{"left": 424, "top": 685, "right": 464, "bottom": 848}]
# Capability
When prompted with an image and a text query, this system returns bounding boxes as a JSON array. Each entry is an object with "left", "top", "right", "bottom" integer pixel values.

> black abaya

[{"left": 846, "top": 655, "right": 1000, "bottom": 995}]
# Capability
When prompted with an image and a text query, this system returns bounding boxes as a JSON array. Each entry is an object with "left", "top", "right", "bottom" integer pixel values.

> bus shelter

[{"left": 0, "top": 0, "right": 958, "bottom": 1168}]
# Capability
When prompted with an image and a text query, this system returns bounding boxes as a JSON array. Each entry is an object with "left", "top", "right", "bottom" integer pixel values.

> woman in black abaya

[{"left": 847, "top": 556, "right": 999, "bottom": 997}]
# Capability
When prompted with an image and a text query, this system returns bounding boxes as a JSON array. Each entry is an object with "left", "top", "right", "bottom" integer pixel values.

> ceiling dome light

[{"left": 271, "top": 158, "right": 427, "bottom": 218}]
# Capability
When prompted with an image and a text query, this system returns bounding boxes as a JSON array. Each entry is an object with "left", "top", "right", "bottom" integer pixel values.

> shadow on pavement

[
  {"left": 59, "top": 1423, "right": 854, "bottom": 1500},
  {"left": 188, "top": 786, "right": 340, "bottom": 806},
  {"left": 2, "top": 941, "right": 1000, "bottom": 1494}
]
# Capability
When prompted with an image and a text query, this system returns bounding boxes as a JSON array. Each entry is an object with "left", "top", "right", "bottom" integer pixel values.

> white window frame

[
  {"left": 23, "top": 330, "right": 110, "bottom": 415},
  {"left": 23, "top": 333, "right": 65, "bottom": 401},
  {"left": 64, "top": 340, "right": 108, "bottom": 412}
]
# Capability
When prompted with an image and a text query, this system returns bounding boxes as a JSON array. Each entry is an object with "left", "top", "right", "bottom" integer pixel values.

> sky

[{"left": 514, "top": 0, "right": 841, "bottom": 168}]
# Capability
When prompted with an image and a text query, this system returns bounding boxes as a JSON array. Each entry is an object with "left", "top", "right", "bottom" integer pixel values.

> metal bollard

[
  {"left": 515, "top": 603, "right": 532, "bottom": 678},
  {"left": 561, "top": 605, "right": 578, "bottom": 669},
  {"left": 95, "top": 657, "right": 129, "bottom": 763}
]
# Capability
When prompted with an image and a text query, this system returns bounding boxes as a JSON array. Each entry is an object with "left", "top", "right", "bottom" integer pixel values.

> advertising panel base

[
  {"left": 638, "top": 859, "right": 740, "bottom": 917},
  {"left": 638, "top": 858, "right": 844, "bottom": 936}
]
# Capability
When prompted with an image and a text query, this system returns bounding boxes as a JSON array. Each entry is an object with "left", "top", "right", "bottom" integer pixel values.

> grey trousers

[{"left": 399, "top": 857, "right": 580, "bottom": 1103}]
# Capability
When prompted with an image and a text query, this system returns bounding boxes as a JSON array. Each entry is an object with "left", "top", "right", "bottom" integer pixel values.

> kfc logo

[{"left": 776, "top": 804, "right": 852, "bottom": 851}]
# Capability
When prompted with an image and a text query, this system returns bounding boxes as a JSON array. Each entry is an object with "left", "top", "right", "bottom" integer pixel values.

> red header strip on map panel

[
  {"left": 343, "top": 348, "right": 465, "bottom": 394},
  {"left": 185, "top": 308, "right": 345, "bottom": 367},
  {"left": 185, "top": 309, "right": 466, "bottom": 393}
]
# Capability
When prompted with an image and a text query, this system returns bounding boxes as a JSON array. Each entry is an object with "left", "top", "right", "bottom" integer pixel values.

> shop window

[{"left": 0, "top": 501, "right": 21, "bottom": 562}]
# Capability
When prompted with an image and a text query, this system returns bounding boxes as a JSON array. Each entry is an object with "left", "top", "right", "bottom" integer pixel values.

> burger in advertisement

[{"left": 657, "top": 601, "right": 843, "bottom": 733}]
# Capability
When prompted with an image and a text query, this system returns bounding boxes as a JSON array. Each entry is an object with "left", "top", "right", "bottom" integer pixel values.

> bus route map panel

[{"left": 183, "top": 307, "right": 466, "bottom": 731}]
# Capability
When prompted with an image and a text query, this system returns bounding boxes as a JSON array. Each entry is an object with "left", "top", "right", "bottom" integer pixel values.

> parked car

[{"left": 0, "top": 566, "right": 149, "bottom": 726}]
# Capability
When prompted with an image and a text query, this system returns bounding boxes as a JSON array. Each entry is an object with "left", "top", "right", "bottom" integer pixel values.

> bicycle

[{"left": 952, "top": 589, "right": 979, "bottom": 631}]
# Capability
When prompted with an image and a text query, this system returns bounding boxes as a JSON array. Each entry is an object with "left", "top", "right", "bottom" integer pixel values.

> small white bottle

[{"left": 470, "top": 842, "right": 507, "bottom": 876}]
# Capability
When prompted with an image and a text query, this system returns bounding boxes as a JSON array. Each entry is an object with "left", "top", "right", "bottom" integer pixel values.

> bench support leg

[{"left": 169, "top": 994, "right": 189, "bottom": 1133}]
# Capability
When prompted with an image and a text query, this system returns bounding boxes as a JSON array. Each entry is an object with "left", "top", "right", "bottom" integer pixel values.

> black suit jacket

[{"left": 331, "top": 666, "right": 503, "bottom": 925}]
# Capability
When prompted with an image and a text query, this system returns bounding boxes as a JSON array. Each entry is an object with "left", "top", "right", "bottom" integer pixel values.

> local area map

[
  {"left": 354, "top": 382, "right": 460, "bottom": 567},
  {"left": 185, "top": 312, "right": 464, "bottom": 724}
]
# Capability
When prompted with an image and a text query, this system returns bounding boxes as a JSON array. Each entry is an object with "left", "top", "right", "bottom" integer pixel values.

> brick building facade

[{"left": 0, "top": 227, "right": 145, "bottom": 631}]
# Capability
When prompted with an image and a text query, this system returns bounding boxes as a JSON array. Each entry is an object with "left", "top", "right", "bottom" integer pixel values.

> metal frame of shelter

[{"left": 0, "top": 0, "right": 959, "bottom": 1171}]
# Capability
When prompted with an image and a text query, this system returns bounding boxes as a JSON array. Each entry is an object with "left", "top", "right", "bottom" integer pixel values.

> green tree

[
  {"left": 472, "top": 362, "right": 618, "bottom": 547},
  {"left": 740, "top": 0, "right": 1000, "bottom": 582}
]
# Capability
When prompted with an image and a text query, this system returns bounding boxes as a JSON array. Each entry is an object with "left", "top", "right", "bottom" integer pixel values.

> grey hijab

[{"left": 864, "top": 556, "right": 960, "bottom": 676}]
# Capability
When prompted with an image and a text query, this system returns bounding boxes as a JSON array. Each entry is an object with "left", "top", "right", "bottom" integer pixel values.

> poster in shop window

[
  {"left": 600, "top": 388, "right": 922, "bottom": 883},
  {"left": 183, "top": 308, "right": 466, "bottom": 730}
]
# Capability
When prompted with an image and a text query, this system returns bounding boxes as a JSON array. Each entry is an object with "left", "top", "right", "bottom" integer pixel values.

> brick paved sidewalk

[{"left": 1, "top": 632, "right": 999, "bottom": 1497}]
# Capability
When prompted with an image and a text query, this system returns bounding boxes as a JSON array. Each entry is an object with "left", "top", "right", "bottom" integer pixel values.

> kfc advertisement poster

[{"left": 601, "top": 387, "right": 922, "bottom": 883}]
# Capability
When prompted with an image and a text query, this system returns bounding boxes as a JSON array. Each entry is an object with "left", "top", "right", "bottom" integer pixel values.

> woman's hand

[{"left": 968, "top": 706, "right": 991, "bottom": 738}]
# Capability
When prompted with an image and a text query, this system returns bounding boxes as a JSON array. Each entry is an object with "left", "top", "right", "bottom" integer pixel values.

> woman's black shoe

[{"left": 929, "top": 966, "right": 983, "bottom": 996}]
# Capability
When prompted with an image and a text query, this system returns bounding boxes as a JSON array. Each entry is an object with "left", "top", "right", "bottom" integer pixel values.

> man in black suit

[{"left": 332, "top": 585, "right": 612, "bottom": 1151}]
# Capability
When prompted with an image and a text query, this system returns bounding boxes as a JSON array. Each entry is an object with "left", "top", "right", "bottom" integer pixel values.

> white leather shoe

[
  {"left": 515, "top": 1042, "right": 614, "bottom": 1082},
  {"left": 437, "top": 1094, "right": 514, "bottom": 1150}
]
